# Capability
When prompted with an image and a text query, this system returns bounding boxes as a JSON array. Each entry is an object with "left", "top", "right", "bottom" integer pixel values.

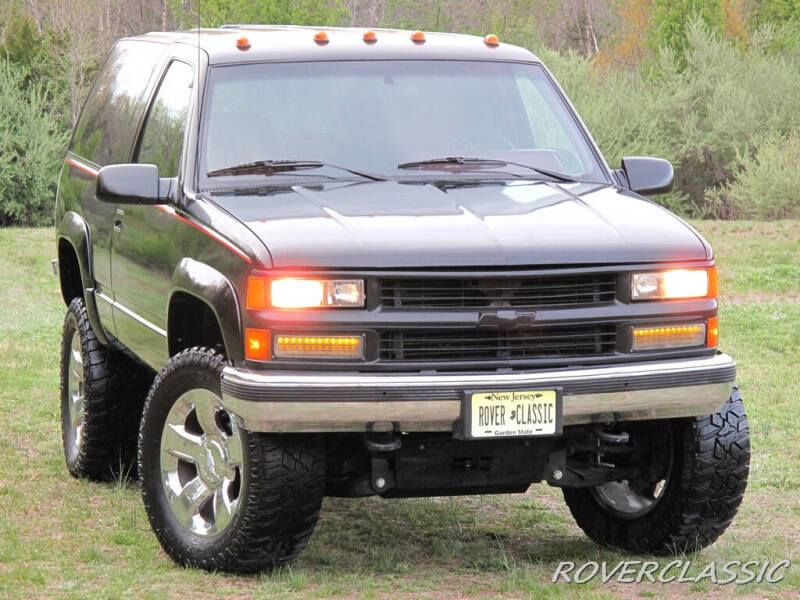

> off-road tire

[
  {"left": 60, "top": 297, "right": 152, "bottom": 480},
  {"left": 138, "top": 347, "right": 325, "bottom": 573},
  {"left": 563, "top": 387, "right": 750, "bottom": 554}
]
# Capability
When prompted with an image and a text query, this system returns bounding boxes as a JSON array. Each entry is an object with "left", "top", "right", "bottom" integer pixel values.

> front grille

[
  {"left": 378, "top": 325, "right": 617, "bottom": 362},
  {"left": 379, "top": 274, "right": 616, "bottom": 309}
]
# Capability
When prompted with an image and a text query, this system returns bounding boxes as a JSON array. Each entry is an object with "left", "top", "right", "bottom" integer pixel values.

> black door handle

[{"left": 114, "top": 208, "right": 124, "bottom": 232}]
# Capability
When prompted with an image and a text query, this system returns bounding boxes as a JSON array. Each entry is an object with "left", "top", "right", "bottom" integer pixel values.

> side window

[
  {"left": 136, "top": 61, "right": 194, "bottom": 178},
  {"left": 70, "top": 41, "right": 166, "bottom": 166}
]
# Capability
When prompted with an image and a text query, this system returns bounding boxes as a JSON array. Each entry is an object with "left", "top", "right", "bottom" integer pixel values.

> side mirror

[
  {"left": 619, "top": 157, "right": 674, "bottom": 195},
  {"left": 96, "top": 164, "right": 171, "bottom": 205}
]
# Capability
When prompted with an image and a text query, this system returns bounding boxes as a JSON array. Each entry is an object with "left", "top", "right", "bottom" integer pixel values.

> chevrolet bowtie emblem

[{"left": 478, "top": 311, "right": 537, "bottom": 330}]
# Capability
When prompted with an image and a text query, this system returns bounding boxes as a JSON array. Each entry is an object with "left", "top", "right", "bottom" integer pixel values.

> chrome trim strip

[
  {"left": 223, "top": 354, "right": 734, "bottom": 389},
  {"left": 220, "top": 355, "right": 735, "bottom": 432},
  {"left": 95, "top": 291, "right": 167, "bottom": 338}
]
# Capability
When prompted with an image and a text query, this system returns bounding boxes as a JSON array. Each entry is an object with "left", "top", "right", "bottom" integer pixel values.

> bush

[
  {"left": 539, "top": 47, "right": 690, "bottom": 214},
  {"left": 659, "top": 20, "right": 800, "bottom": 215},
  {"left": 709, "top": 133, "right": 800, "bottom": 218},
  {"left": 0, "top": 60, "right": 68, "bottom": 226},
  {"left": 540, "top": 19, "right": 800, "bottom": 218}
]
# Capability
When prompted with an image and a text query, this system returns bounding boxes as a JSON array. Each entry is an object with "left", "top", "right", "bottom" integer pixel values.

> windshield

[{"left": 198, "top": 60, "right": 607, "bottom": 187}]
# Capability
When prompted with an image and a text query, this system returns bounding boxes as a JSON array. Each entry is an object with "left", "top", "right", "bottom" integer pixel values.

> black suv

[{"left": 55, "top": 25, "right": 749, "bottom": 573}]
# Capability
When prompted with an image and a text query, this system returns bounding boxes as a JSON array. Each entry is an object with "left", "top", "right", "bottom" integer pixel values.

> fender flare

[
  {"left": 57, "top": 211, "right": 110, "bottom": 345},
  {"left": 169, "top": 258, "right": 243, "bottom": 363}
]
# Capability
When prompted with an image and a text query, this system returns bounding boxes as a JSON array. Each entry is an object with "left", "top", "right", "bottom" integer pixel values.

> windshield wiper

[
  {"left": 397, "top": 156, "right": 576, "bottom": 183},
  {"left": 208, "top": 159, "right": 386, "bottom": 181}
]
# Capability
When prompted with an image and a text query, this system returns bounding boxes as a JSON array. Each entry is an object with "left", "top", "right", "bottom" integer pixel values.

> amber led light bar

[
  {"left": 274, "top": 335, "right": 365, "bottom": 359},
  {"left": 632, "top": 323, "right": 707, "bottom": 351}
]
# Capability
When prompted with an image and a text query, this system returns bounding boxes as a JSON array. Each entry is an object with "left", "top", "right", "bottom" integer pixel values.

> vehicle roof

[{"left": 131, "top": 25, "right": 540, "bottom": 65}]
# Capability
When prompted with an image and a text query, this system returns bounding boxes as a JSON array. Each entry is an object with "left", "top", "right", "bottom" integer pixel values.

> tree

[
  {"left": 648, "top": 0, "right": 726, "bottom": 61},
  {"left": 170, "top": 0, "right": 347, "bottom": 28},
  {"left": 597, "top": 0, "right": 653, "bottom": 68},
  {"left": 1, "top": 6, "right": 42, "bottom": 67},
  {"left": 722, "top": 0, "right": 749, "bottom": 43},
  {"left": 343, "top": 0, "right": 385, "bottom": 25},
  {"left": 754, "top": 0, "right": 800, "bottom": 23}
]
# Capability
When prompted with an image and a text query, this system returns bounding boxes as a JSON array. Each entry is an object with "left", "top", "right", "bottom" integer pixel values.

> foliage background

[{"left": 1, "top": 0, "right": 798, "bottom": 225}]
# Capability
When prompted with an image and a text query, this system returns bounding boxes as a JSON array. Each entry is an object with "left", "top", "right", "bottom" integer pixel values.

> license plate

[{"left": 462, "top": 389, "right": 562, "bottom": 439}]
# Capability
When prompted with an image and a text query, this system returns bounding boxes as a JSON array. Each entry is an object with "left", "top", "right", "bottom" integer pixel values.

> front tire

[
  {"left": 563, "top": 387, "right": 750, "bottom": 554},
  {"left": 138, "top": 347, "right": 325, "bottom": 572}
]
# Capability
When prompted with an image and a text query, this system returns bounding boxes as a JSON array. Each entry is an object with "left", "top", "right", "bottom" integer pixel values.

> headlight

[
  {"left": 631, "top": 268, "right": 716, "bottom": 300},
  {"left": 247, "top": 277, "right": 365, "bottom": 309}
]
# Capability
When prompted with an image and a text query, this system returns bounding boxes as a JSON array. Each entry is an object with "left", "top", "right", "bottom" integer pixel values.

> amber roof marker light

[
  {"left": 236, "top": 36, "right": 251, "bottom": 51},
  {"left": 314, "top": 31, "right": 329, "bottom": 45},
  {"left": 410, "top": 30, "right": 426, "bottom": 44},
  {"left": 363, "top": 30, "right": 377, "bottom": 43},
  {"left": 484, "top": 34, "right": 500, "bottom": 47}
]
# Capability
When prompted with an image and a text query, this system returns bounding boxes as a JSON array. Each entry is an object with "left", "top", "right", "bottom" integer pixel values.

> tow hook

[
  {"left": 364, "top": 435, "right": 401, "bottom": 493},
  {"left": 364, "top": 436, "right": 401, "bottom": 453}
]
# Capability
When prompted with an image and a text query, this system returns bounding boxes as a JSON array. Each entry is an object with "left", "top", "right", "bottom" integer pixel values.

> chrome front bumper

[{"left": 220, "top": 353, "right": 736, "bottom": 433}]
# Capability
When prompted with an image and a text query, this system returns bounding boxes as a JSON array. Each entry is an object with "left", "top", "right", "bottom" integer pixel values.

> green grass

[
  {"left": 0, "top": 222, "right": 798, "bottom": 599},
  {"left": 699, "top": 221, "right": 800, "bottom": 301}
]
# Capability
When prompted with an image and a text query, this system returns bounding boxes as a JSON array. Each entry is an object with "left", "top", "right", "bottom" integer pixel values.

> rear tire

[
  {"left": 60, "top": 297, "right": 152, "bottom": 480},
  {"left": 138, "top": 347, "right": 325, "bottom": 572},
  {"left": 563, "top": 387, "right": 750, "bottom": 554}
]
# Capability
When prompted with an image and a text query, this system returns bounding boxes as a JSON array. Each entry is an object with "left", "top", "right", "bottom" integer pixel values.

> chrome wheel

[
  {"left": 65, "top": 331, "right": 85, "bottom": 461},
  {"left": 160, "top": 389, "right": 244, "bottom": 537}
]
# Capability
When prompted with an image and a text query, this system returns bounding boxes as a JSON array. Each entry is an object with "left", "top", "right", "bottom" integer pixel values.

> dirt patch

[{"left": 721, "top": 292, "right": 800, "bottom": 304}]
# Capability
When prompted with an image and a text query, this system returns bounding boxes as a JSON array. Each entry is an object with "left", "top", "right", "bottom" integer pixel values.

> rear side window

[
  {"left": 136, "top": 61, "right": 194, "bottom": 178},
  {"left": 70, "top": 41, "right": 166, "bottom": 166}
]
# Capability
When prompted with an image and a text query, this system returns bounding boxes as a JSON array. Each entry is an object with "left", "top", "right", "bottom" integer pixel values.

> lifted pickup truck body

[{"left": 55, "top": 25, "right": 749, "bottom": 573}]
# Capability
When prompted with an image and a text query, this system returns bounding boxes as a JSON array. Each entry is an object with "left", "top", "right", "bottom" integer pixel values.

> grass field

[{"left": 0, "top": 222, "right": 797, "bottom": 600}]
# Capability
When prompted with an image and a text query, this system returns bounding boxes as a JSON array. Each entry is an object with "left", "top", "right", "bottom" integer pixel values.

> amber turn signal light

[
  {"left": 245, "top": 328, "right": 271, "bottom": 361},
  {"left": 707, "top": 316, "right": 719, "bottom": 348},
  {"left": 246, "top": 277, "right": 268, "bottom": 310},
  {"left": 708, "top": 267, "right": 718, "bottom": 299}
]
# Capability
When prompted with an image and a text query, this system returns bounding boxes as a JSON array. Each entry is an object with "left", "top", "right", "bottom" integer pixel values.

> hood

[{"left": 209, "top": 180, "right": 710, "bottom": 268}]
